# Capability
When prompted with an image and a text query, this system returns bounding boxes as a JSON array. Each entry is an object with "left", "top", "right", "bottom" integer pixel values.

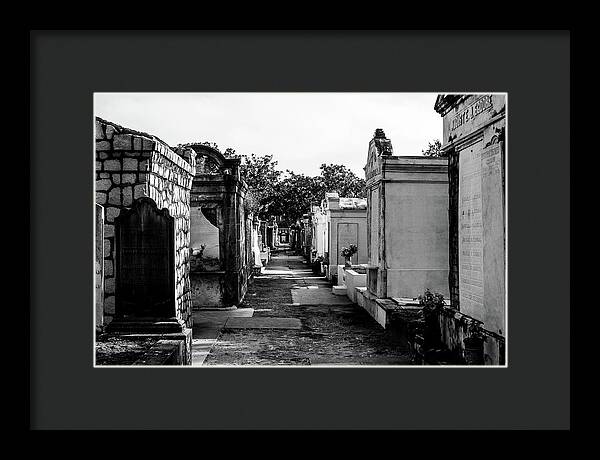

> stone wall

[{"left": 95, "top": 117, "right": 195, "bottom": 327}]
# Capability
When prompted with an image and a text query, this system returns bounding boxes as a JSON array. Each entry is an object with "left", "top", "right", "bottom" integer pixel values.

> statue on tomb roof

[{"left": 372, "top": 128, "right": 393, "bottom": 156}]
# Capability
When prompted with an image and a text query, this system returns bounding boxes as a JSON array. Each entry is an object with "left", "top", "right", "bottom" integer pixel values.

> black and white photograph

[
  {"left": 30, "top": 30, "right": 570, "bottom": 430},
  {"left": 94, "top": 92, "right": 507, "bottom": 367}
]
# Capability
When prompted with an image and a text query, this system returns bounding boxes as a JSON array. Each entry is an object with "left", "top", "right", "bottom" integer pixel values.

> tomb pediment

[
  {"left": 181, "top": 142, "right": 242, "bottom": 176},
  {"left": 365, "top": 129, "right": 393, "bottom": 178}
]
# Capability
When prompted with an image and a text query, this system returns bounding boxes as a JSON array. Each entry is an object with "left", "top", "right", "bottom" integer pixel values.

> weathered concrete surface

[
  {"left": 193, "top": 308, "right": 255, "bottom": 338},
  {"left": 292, "top": 286, "right": 353, "bottom": 305},
  {"left": 331, "top": 285, "right": 348, "bottom": 296},
  {"left": 190, "top": 274, "right": 224, "bottom": 308},
  {"left": 191, "top": 308, "right": 254, "bottom": 366},
  {"left": 96, "top": 328, "right": 193, "bottom": 366},
  {"left": 356, "top": 287, "right": 367, "bottom": 308},
  {"left": 384, "top": 182, "right": 449, "bottom": 298},
  {"left": 345, "top": 269, "right": 367, "bottom": 303},
  {"left": 95, "top": 335, "right": 158, "bottom": 365},
  {"left": 224, "top": 317, "right": 302, "bottom": 330},
  {"left": 203, "top": 251, "right": 411, "bottom": 366},
  {"left": 191, "top": 338, "right": 217, "bottom": 367},
  {"left": 134, "top": 339, "right": 187, "bottom": 365},
  {"left": 310, "top": 355, "right": 410, "bottom": 366}
]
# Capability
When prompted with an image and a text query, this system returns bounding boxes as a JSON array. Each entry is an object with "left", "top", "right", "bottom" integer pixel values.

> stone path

[
  {"left": 224, "top": 317, "right": 302, "bottom": 330},
  {"left": 291, "top": 287, "right": 354, "bottom": 306},
  {"left": 191, "top": 308, "right": 254, "bottom": 366},
  {"left": 192, "top": 251, "right": 411, "bottom": 366}
]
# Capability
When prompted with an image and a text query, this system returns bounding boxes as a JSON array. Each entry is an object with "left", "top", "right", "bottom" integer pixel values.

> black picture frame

[{"left": 30, "top": 30, "right": 570, "bottom": 430}]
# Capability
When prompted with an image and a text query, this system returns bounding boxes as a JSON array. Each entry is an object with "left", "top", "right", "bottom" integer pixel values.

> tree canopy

[
  {"left": 238, "top": 153, "right": 282, "bottom": 217},
  {"left": 317, "top": 164, "right": 366, "bottom": 200},
  {"left": 198, "top": 143, "right": 367, "bottom": 224},
  {"left": 421, "top": 139, "right": 446, "bottom": 157},
  {"left": 238, "top": 155, "right": 366, "bottom": 225}
]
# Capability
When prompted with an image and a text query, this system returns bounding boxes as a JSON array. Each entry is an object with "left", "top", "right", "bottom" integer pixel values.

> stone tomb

[
  {"left": 323, "top": 193, "right": 368, "bottom": 280},
  {"left": 309, "top": 204, "right": 327, "bottom": 263},
  {"left": 95, "top": 116, "right": 195, "bottom": 329},
  {"left": 435, "top": 95, "right": 506, "bottom": 333},
  {"left": 95, "top": 117, "right": 196, "bottom": 364},
  {"left": 435, "top": 94, "right": 506, "bottom": 365},
  {"left": 299, "top": 214, "right": 312, "bottom": 259},
  {"left": 357, "top": 129, "right": 449, "bottom": 344},
  {"left": 364, "top": 129, "right": 449, "bottom": 300},
  {"left": 278, "top": 227, "right": 290, "bottom": 245},
  {"left": 184, "top": 143, "right": 250, "bottom": 309},
  {"left": 266, "top": 218, "right": 278, "bottom": 249}
]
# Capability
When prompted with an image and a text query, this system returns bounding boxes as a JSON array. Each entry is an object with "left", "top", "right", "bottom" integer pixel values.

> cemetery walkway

[{"left": 192, "top": 250, "right": 411, "bottom": 366}]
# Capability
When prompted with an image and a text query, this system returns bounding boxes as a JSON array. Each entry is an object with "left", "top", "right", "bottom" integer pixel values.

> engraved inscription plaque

[
  {"left": 115, "top": 197, "right": 175, "bottom": 319},
  {"left": 481, "top": 143, "right": 505, "bottom": 334},
  {"left": 459, "top": 144, "right": 484, "bottom": 316},
  {"left": 458, "top": 140, "right": 506, "bottom": 333}
]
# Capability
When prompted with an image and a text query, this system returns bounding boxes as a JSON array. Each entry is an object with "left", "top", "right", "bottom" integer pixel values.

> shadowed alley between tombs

[{"left": 192, "top": 251, "right": 411, "bottom": 366}]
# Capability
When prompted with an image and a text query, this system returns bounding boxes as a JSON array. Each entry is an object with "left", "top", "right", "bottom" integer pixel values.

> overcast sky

[{"left": 95, "top": 93, "right": 442, "bottom": 177}]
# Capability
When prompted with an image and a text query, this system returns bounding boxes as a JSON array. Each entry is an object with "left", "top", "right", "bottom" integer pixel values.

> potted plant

[
  {"left": 417, "top": 289, "right": 445, "bottom": 351},
  {"left": 463, "top": 321, "right": 486, "bottom": 365},
  {"left": 340, "top": 244, "right": 358, "bottom": 267},
  {"left": 312, "top": 255, "right": 324, "bottom": 275}
]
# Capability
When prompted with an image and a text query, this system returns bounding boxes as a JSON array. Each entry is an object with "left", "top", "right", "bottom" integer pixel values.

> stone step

[{"left": 331, "top": 285, "right": 347, "bottom": 296}]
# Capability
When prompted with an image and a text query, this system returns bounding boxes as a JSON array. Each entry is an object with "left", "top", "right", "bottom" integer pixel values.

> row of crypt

[
  {"left": 94, "top": 93, "right": 505, "bottom": 365},
  {"left": 94, "top": 117, "right": 294, "bottom": 342},
  {"left": 292, "top": 94, "right": 506, "bottom": 365}
]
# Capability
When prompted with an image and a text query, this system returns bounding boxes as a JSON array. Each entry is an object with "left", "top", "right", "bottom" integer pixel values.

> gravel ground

[
  {"left": 95, "top": 335, "right": 159, "bottom": 365},
  {"left": 204, "top": 252, "right": 411, "bottom": 366}
]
